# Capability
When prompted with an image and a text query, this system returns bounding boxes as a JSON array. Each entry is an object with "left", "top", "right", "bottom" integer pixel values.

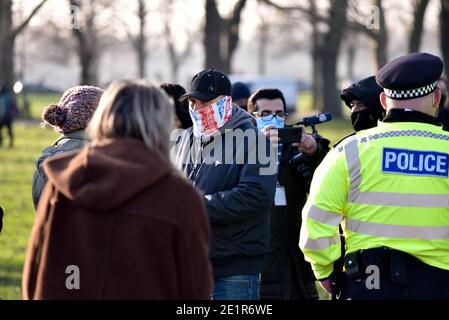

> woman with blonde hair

[{"left": 23, "top": 80, "right": 212, "bottom": 300}]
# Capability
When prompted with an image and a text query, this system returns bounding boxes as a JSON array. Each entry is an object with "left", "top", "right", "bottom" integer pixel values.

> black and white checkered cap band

[{"left": 384, "top": 81, "right": 439, "bottom": 100}]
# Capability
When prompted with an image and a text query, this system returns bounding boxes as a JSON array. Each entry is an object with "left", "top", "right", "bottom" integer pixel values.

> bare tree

[
  {"left": 347, "top": 0, "right": 388, "bottom": 71},
  {"left": 0, "top": 0, "right": 48, "bottom": 90},
  {"left": 257, "top": 16, "right": 268, "bottom": 75},
  {"left": 441, "top": 0, "right": 449, "bottom": 81},
  {"left": 261, "top": 0, "right": 348, "bottom": 116},
  {"left": 309, "top": 0, "right": 324, "bottom": 112},
  {"left": 346, "top": 34, "right": 357, "bottom": 81},
  {"left": 69, "top": 0, "right": 101, "bottom": 85},
  {"left": 409, "top": 0, "right": 430, "bottom": 52},
  {"left": 118, "top": 0, "right": 151, "bottom": 79},
  {"left": 372, "top": 0, "right": 388, "bottom": 69},
  {"left": 162, "top": 0, "right": 196, "bottom": 82},
  {"left": 204, "top": 0, "right": 247, "bottom": 73},
  {"left": 135, "top": 0, "right": 148, "bottom": 79},
  {"left": 322, "top": 0, "right": 348, "bottom": 118}
]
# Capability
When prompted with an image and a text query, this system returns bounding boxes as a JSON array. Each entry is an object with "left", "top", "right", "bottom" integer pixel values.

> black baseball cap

[{"left": 180, "top": 69, "right": 232, "bottom": 102}]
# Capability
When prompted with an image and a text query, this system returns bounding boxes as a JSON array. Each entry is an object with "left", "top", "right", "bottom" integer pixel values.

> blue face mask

[{"left": 256, "top": 115, "right": 285, "bottom": 130}]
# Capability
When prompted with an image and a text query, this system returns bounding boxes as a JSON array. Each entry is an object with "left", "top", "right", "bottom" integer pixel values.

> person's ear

[
  {"left": 433, "top": 89, "right": 442, "bottom": 109},
  {"left": 380, "top": 92, "right": 388, "bottom": 111}
]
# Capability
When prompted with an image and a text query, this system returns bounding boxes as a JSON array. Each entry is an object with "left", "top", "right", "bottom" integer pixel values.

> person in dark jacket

[
  {"left": 0, "top": 87, "right": 18, "bottom": 148},
  {"left": 23, "top": 80, "right": 212, "bottom": 300},
  {"left": 340, "top": 76, "right": 385, "bottom": 132},
  {"left": 173, "top": 69, "right": 277, "bottom": 300},
  {"left": 232, "top": 82, "right": 251, "bottom": 111},
  {"left": 320, "top": 76, "right": 386, "bottom": 298},
  {"left": 160, "top": 83, "right": 193, "bottom": 129},
  {"left": 32, "top": 85, "right": 103, "bottom": 209},
  {"left": 247, "top": 88, "right": 330, "bottom": 300}
]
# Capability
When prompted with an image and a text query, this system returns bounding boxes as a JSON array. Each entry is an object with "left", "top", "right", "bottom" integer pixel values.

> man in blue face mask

[{"left": 247, "top": 88, "right": 330, "bottom": 300}]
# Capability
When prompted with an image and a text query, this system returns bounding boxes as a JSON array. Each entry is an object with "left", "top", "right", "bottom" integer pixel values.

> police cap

[{"left": 376, "top": 52, "right": 444, "bottom": 100}]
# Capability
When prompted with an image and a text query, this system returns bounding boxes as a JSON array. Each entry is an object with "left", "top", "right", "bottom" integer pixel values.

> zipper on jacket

[{"left": 189, "top": 139, "right": 207, "bottom": 185}]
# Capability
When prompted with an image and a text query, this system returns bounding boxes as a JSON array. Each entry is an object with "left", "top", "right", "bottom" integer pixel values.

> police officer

[{"left": 300, "top": 52, "right": 449, "bottom": 300}]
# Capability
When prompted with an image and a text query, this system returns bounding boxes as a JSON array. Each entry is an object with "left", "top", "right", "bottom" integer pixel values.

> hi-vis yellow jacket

[{"left": 300, "top": 121, "right": 449, "bottom": 280}]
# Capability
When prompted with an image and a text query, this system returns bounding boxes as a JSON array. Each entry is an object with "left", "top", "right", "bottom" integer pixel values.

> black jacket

[
  {"left": 173, "top": 107, "right": 277, "bottom": 277},
  {"left": 260, "top": 135, "right": 330, "bottom": 300}
]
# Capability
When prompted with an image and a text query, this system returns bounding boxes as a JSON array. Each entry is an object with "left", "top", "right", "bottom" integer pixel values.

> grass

[
  {"left": 0, "top": 123, "right": 55, "bottom": 300},
  {"left": 16, "top": 93, "right": 61, "bottom": 120},
  {"left": 0, "top": 93, "right": 353, "bottom": 300}
]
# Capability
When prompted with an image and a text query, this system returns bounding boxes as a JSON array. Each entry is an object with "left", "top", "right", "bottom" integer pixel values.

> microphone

[{"left": 296, "top": 113, "right": 332, "bottom": 127}]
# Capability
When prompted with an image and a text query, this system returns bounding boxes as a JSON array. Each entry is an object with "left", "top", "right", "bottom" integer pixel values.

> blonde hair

[{"left": 88, "top": 80, "right": 174, "bottom": 161}]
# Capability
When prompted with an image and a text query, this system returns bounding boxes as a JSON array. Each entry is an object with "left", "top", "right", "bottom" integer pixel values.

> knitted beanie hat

[{"left": 42, "top": 85, "right": 103, "bottom": 134}]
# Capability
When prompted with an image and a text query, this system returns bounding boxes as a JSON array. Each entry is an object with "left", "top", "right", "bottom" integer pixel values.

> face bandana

[
  {"left": 190, "top": 96, "right": 233, "bottom": 139},
  {"left": 256, "top": 115, "right": 285, "bottom": 130},
  {"left": 351, "top": 110, "right": 377, "bottom": 132}
]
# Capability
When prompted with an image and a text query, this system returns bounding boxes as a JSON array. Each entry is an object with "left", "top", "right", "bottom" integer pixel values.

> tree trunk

[
  {"left": 70, "top": 0, "right": 98, "bottom": 85},
  {"left": 137, "top": 0, "right": 147, "bottom": 79},
  {"left": 309, "top": 0, "right": 324, "bottom": 112},
  {"left": 0, "top": 0, "right": 47, "bottom": 90},
  {"left": 79, "top": 45, "right": 97, "bottom": 85},
  {"left": 222, "top": 0, "right": 247, "bottom": 74},
  {"left": 322, "top": 0, "right": 348, "bottom": 118},
  {"left": 258, "top": 20, "right": 267, "bottom": 75},
  {"left": 0, "top": 1, "right": 14, "bottom": 91},
  {"left": 347, "top": 36, "right": 356, "bottom": 81},
  {"left": 373, "top": 0, "right": 387, "bottom": 70},
  {"left": 441, "top": 0, "right": 449, "bottom": 82},
  {"left": 204, "top": 0, "right": 222, "bottom": 69},
  {"left": 204, "top": 0, "right": 247, "bottom": 73},
  {"left": 409, "top": 0, "right": 430, "bottom": 53},
  {"left": 170, "top": 61, "right": 179, "bottom": 83}
]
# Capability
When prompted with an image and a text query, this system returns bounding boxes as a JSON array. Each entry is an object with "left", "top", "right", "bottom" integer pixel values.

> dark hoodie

[
  {"left": 341, "top": 76, "right": 385, "bottom": 121},
  {"left": 172, "top": 107, "right": 277, "bottom": 278},
  {"left": 23, "top": 138, "right": 212, "bottom": 300}
]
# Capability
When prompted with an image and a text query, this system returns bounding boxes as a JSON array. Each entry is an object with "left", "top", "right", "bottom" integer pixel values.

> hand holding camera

[{"left": 263, "top": 125, "right": 317, "bottom": 156}]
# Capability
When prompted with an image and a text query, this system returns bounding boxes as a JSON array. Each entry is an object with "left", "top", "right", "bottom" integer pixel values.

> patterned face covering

[{"left": 189, "top": 96, "right": 233, "bottom": 139}]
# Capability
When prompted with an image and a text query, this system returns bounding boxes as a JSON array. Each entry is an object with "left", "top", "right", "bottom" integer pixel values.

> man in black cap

[
  {"left": 172, "top": 69, "right": 276, "bottom": 300},
  {"left": 299, "top": 52, "right": 449, "bottom": 300}
]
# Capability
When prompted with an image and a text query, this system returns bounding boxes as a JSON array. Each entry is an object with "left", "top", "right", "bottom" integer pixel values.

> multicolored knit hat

[{"left": 42, "top": 85, "right": 103, "bottom": 134}]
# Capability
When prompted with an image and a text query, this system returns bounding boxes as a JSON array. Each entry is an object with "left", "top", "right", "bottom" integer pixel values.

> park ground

[{"left": 0, "top": 92, "right": 353, "bottom": 300}]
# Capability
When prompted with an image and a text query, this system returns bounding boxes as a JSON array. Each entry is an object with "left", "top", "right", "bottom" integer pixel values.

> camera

[{"left": 278, "top": 127, "right": 302, "bottom": 144}]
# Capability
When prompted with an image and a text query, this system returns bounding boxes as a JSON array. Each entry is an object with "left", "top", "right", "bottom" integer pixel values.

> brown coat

[{"left": 22, "top": 138, "right": 212, "bottom": 300}]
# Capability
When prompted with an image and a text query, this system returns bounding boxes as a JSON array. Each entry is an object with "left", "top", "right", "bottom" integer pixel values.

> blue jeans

[{"left": 212, "top": 274, "right": 261, "bottom": 300}]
